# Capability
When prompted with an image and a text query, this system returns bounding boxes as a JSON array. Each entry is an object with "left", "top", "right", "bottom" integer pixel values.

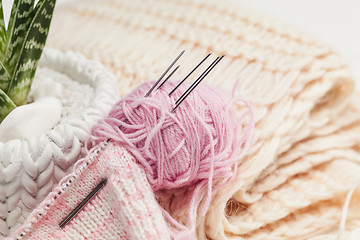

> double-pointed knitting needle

[
  {"left": 152, "top": 52, "right": 223, "bottom": 112},
  {"left": 171, "top": 55, "right": 225, "bottom": 113},
  {"left": 114, "top": 51, "right": 185, "bottom": 131},
  {"left": 168, "top": 53, "right": 212, "bottom": 96},
  {"left": 59, "top": 179, "right": 107, "bottom": 229},
  {"left": 144, "top": 50, "right": 184, "bottom": 97},
  {"left": 156, "top": 65, "right": 180, "bottom": 90}
]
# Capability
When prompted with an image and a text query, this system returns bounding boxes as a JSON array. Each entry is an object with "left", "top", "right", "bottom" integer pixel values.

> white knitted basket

[{"left": 0, "top": 48, "right": 118, "bottom": 237}]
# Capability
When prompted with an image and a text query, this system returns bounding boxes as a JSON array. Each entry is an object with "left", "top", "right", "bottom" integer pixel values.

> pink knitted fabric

[{"left": 9, "top": 141, "right": 170, "bottom": 240}]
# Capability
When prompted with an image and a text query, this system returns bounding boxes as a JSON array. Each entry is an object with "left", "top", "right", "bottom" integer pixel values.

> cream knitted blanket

[{"left": 46, "top": 0, "right": 360, "bottom": 239}]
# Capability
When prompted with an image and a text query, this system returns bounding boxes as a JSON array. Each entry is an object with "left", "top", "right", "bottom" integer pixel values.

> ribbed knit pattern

[
  {"left": 35, "top": 0, "right": 360, "bottom": 239},
  {"left": 9, "top": 142, "right": 170, "bottom": 240}
]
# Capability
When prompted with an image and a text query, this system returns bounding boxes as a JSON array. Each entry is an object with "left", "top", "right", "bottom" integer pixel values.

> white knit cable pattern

[
  {"left": 46, "top": 0, "right": 360, "bottom": 239},
  {"left": 0, "top": 49, "right": 118, "bottom": 238}
]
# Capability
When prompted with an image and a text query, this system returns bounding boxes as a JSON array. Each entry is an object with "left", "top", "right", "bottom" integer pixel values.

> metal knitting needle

[
  {"left": 115, "top": 52, "right": 221, "bottom": 127},
  {"left": 59, "top": 179, "right": 107, "bottom": 229},
  {"left": 117, "top": 52, "right": 184, "bottom": 129},
  {"left": 157, "top": 65, "right": 180, "bottom": 90},
  {"left": 168, "top": 53, "right": 212, "bottom": 96},
  {"left": 175, "top": 56, "right": 220, "bottom": 106},
  {"left": 144, "top": 50, "right": 185, "bottom": 97},
  {"left": 172, "top": 55, "right": 225, "bottom": 113}
]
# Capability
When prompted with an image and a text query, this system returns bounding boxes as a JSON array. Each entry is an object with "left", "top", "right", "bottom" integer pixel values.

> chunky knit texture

[
  {"left": 9, "top": 142, "right": 170, "bottom": 240},
  {"left": 25, "top": 0, "right": 360, "bottom": 239},
  {"left": 0, "top": 49, "right": 118, "bottom": 238}
]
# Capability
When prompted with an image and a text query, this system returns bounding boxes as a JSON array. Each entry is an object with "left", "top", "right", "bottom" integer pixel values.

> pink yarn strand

[{"left": 89, "top": 80, "right": 254, "bottom": 239}]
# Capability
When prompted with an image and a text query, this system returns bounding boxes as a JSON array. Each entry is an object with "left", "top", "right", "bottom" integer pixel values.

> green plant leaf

[
  {"left": 0, "top": 1, "right": 8, "bottom": 58},
  {"left": 0, "top": 1, "right": 10, "bottom": 92},
  {"left": 3, "top": 0, "right": 35, "bottom": 76},
  {"left": 6, "top": 0, "right": 19, "bottom": 39},
  {"left": 0, "top": 88, "right": 16, "bottom": 122},
  {"left": 0, "top": 60, "right": 10, "bottom": 91},
  {"left": 6, "top": 0, "right": 56, "bottom": 105}
]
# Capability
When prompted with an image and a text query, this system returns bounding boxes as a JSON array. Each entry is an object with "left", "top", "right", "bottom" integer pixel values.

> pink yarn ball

[
  {"left": 91, "top": 81, "right": 242, "bottom": 192},
  {"left": 89, "top": 80, "right": 254, "bottom": 239}
]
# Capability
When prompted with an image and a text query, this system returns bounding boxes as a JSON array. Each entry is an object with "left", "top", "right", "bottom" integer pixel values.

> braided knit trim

[{"left": 0, "top": 48, "right": 119, "bottom": 238}]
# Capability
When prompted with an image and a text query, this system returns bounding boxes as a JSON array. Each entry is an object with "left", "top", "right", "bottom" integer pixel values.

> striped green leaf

[
  {"left": 0, "top": 88, "right": 16, "bottom": 122},
  {"left": 0, "top": 1, "right": 10, "bottom": 92},
  {"left": 0, "top": 60, "right": 10, "bottom": 91},
  {"left": 6, "top": 0, "right": 20, "bottom": 39},
  {"left": 6, "top": 0, "right": 56, "bottom": 105},
  {"left": 0, "top": 0, "right": 56, "bottom": 122},
  {"left": 0, "top": 1, "right": 7, "bottom": 58},
  {"left": 3, "top": 0, "right": 35, "bottom": 76}
]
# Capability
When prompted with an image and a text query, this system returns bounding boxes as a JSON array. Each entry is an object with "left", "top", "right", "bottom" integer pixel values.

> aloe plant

[{"left": 0, "top": 0, "right": 56, "bottom": 122}]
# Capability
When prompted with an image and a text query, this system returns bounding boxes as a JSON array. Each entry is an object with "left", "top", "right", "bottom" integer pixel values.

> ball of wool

[
  {"left": 91, "top": 81, "right": 243, "bottom": 189},
  {"left": 89, "top": 80, "right": 253, "bottom": 237}
]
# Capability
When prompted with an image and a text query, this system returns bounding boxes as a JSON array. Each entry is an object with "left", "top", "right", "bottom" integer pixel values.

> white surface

[{"left": 231, "top": 0, "right": 360, "bottom": 89}]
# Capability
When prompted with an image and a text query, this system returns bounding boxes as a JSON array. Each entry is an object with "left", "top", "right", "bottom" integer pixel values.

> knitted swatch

[
  {"left": 42, "top": 0, "right": 360, "bottom": 239},
  {"left": 9, "top": 141, "right": 170, "bottom": 240}
]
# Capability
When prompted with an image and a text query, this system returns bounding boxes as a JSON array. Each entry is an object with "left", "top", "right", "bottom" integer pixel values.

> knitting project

[
  {"left": 14, "top": 0, "right": 360, "bottom": 239},
  {"left": 9, "top": 141, "right": 170, "bottom": 240}
]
